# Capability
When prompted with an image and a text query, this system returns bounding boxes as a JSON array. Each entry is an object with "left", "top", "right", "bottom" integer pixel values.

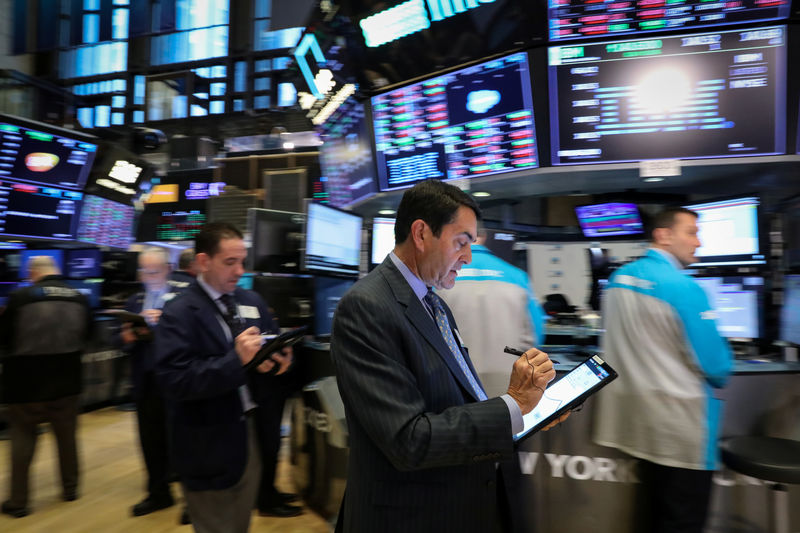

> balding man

[{"left": 0, "top": 256, "right": 93, "bottom": 518}]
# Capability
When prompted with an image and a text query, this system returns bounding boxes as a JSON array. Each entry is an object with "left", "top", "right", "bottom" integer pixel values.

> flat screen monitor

[
  {"left": 684, "top": 196, "right": 765, "bottom": 267},
  {"left": 317, "top": 97, "right": 378, "bottom": 208},
  {"left": 314, "top": 276, "right": 355, "bottom": 338},
  {"left": 63, "top": 278, "right": 102, "bottom": 308},
  {"left": 252, "top": 274, "right": 313, "bottom": 329},
  {"left": 575, "top": 203, "right": 644, "bottom": 238},
  {"left": 303, "top": 202, "right": 362, "bottom": 276},
  {"left": 0, "top": 115, "right": 98, "bottom": 190},
  {"left": 247, "top": 208, "right": 305, "bottom": 273},
  {"left": 548, "top": 26, "right": 787, "bottom": 165},
  {"left": 0, "top": 180, "right": 83, "bottom": 241},
  {"left": 65, "top": 248, "right": 102, "bottom": 279},
  {"left": 780, "top": 274, "right": 800, "bottom": 345},
  {"left": 549, "top": 0, "right": 791, "bottom": 42},
  {"left": 19, "top": 249, "right": 65, "bottom": 280},
  {"left": 371, "top": 217, "right": 396, "bottom": 266},
  {"left": 694, "top": 275, "right": 764, "bottom": 339},
  {"left": 371, "top": 51, "right": 539, "bottom": 190},
  {"left": 77, "top": 195, "right": 135, "bottom": 249}
]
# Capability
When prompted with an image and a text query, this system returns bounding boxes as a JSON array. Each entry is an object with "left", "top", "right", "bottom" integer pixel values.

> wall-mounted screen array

[
  {"left": 549, "top": 0, "right": 791, "bottom": 42},
  {"left": 575, "top": 202, "right": 643, "bottom": 237},
  {"left": 303, "top": 202, "right": 362, "bottom": 276},
  {"left": 694, "top": 275, "right": 764, "bottom": 339},
  {"left": 77, "top": 195, "right": 135, "bottom": 249},
  {"left": 0, "top": 118, "right": 97, "bottom": 190},
  {"left": 684, "top": 196, "right": 765, "bottom": 266},
  {"left": 318, "top": 97, "right": 378, "bottom": 208},
  {"left": 780, "top": 274, "right": 800, "bottom": 345},
  {"left": 372, "top": 52, "right": 539, "bottom": 190},
  {"left": 549, "top": 26, "right": 786, "bottom": 165},
  {"left": 0, "top": 180, "right": 83, "bottom": 241}
]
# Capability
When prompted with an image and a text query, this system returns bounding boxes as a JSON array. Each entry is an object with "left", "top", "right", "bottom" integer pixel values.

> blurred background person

[{"left": 169, "top": 247, "right": 198, "bottom": 290}]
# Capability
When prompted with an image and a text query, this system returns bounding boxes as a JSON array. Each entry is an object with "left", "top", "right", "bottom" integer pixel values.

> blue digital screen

[
  {"left": 0, "top": 180, "right": 83, "bottom": 241},
  {"left": 576, "top": 202, "right": 643, "bottom": 237},
  {"left": 694, "top": 276, "right": 763, "bottom": 339},
  {"left": 549, "top": 26, "right": 787, "bottom": 165},
  {"left": 683, "top": 196, "right": 765, "bottom": 267},
  {"left": 314, "top": 276, "right": 355, "bottom": 337},
  {"left": 65, "top": 249, "right": 102, "bottom": 279},
  {"left": 371, "top": 51, "right": 539, "bottom": 190},
  {"left": 19, "top": 249, "right": 65, "bottom": 280}
]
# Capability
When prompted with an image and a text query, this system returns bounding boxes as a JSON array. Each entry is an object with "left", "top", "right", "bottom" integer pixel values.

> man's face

[
  {"left": 138, "top": 254, "right": 169, "bottom": 291},
  {"left": 659, "top": 212, "right": 702, "bottom": 267},
  {"left": 198, "top": 238, "right": 247, "bottom": 294},
  {"left": 418, "top": 205, "right": 477, "bottom": 290}
]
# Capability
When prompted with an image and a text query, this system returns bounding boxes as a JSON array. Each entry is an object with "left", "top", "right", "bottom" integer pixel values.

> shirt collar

[
  {"left": 197, "top": 274, "right": 228, "bottom": 302},
  {"left": 389, "top": 251, "right": 429, "bottom": 303},
  {"left": 650, "top": 247, "right": 684, "bottom": 271}
]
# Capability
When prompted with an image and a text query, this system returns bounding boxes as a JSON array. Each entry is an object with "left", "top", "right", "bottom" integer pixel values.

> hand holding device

[
  {"left": 244, "top": 326, "right": 308, "bottom": 375},
  {"left": 506, "top": 347, "right": 556, "bottom": 415},
  {"left": 235, "top": 326, "right": 264, "bottom": 367}
]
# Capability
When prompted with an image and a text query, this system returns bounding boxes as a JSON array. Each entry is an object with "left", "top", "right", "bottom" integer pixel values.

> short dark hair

[
  {"left": 195, "top": 222, "right": 243, "bottom": 257},
  {"left": 178, "top": 247, "right": 195, "bottom": 269},
  {"left": 394, "top": 180, "right": 481, "bottom": 244},
  {"left": 648, "top": 207, "right": 698, "bottom": 241}
]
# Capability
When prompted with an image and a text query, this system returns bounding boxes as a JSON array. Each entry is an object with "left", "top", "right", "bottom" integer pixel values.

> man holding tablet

[
  {"left": 594, "top": 207, "right": 733, "bottom": 533},
  {"left": 331, "top": 180, "right": 567, "bottom": 533}
]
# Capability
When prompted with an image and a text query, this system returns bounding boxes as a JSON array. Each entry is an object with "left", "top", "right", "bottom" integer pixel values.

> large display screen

[
  {"left": 548, "top": 26, "right": 787, "bottom": 165},
  {"left": 318, "top": 97, "right": 378, "bottom": 208},
  {"left": 549, "top": 0, "right": 791, "bottom": 42},
  {"left": 694, "top": 276, "right": 763, "bottom": 339},
  {"left": 684, "top": 196, "right": 765, "bottom": 266},
  {"left": 0, "top": 180, "right": 83, "bottom": 241},
  {"left": 372, "top": 52, "right": 539, "bottom": 190},
  {"left": 77, "top": 195, "right": 135, "bottom": 249},
  {"left": 575, "top": 202, "right": 643, "bottom": 237},
  {"left": 303, "top": 202, "right": 362, "bottom": 276},
  {"left": 0, "top": 118, "right": 97, "bottom": 190},
  {"left": 780, "top": 274, "right": 800, "bottom": 345}
]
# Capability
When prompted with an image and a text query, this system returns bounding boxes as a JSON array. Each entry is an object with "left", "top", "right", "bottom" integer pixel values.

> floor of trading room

[{"left": 0, "top": 407, "right": 332, "bottom": 532}]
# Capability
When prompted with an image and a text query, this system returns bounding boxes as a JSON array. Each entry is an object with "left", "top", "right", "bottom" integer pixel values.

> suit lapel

[
  {"left": 187, "top": 284, "right": 230, "bottom": 352},
  {"left": 379, "top": 258, "right": 481, "bottom": 401}
]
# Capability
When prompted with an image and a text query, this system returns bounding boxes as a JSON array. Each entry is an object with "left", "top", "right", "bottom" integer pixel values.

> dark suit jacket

[
  {"left": 330, "top": 257, "right": 515, "bottom": 533},
  {"left": 154, "top": 282, "right": 276, "bottom": 491}
]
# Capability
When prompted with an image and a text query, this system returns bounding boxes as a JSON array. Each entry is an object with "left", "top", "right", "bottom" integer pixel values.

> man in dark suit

[
  {"left": 155, "top": 222, "right": 292, "bottom": 533},
  {"left": 331, "top": 179, "right": 563, "bottom": 533}
]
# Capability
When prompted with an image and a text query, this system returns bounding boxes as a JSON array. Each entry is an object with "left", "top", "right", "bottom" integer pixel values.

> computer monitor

[
  {"left": 252, "top": 274, "right": 313, "bottom": 329},
  {"left": 77, "top": 195, "right": 135, "bottom": 249},
  {"left": 683, "top": 196, "right": 765, "bottom": 267},
  {"left": 780, "top": 274, "right": 800, "bottom": 345},
  {"left": 694, "top": 276, "right": 764, "bottom": 339},
  {"left": 575, "top": 203, "right": 644, "bottom": 238},
  {"left": 247, "top": 208, "right": 305, "bottom": 273},
  {"left": 371, "top": 217, "right": 396, "bottom": 266},
  {"left": 19, "top": 249, "right": 65, "bottom": 280},
  {"left": 65, "top": 248, "right": 102, "bottom": 279},
  {"left": 313, "top": 276, "right": 355, "bottom": 338},
  {"left": 303, "top": 202, "right": 362, "bottom": 277},
  {"left": 0, "top": 180, "right": 83, "bottom": 241}
]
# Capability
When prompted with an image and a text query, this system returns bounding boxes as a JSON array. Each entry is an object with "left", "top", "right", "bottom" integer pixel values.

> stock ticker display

[
  {"left": 0, "top": 122, "right": 97, "bottom": 190},
  {"left": 318, "top": 97, "right": 378, "bottom": 207},
  {"left": 77, "top": 195, "right": 135, "bottom": 249},
  {"left": 156, "top": 210, "right": 206, "bottom": 241},
  {"left": 549, "top": 0, "right": 791, "bottom": 41},
  {"left": 548, "top": 26, "right": 786, "bottom": 164},
  {"left": 0, "top": 180, "right": 83, "bottom": 240},
  {"left": 371, "top": 52, "right": 539, "bottom": 190}
]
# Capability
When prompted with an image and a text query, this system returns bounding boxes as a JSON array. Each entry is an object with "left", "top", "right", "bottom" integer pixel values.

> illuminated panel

[
  {"left": 549, "top": 26, "right": 786, "bottom": 165},
  {"left": 371, "top": 52, "right": 539, "bottom": 191},
  {"left": 155, "top": 210, "right": 206, "bottom": 241},
  {"left": 549, "top": 0, "right": 791, "bottom": 42},
  {"left": 0, "top": 180, "right": 83, "bottom": 241},
  {"left": 146, "top": 184, "right": 180, "bottom": 203},
  {"left": 317, "top": 97, "right": 377, "bottom": 207},
  {"left": 0, "top": 122, "right": 97, "bottom": 190},
  {"left": 77, "top": 195, "right": 135, "bottom": 249}
]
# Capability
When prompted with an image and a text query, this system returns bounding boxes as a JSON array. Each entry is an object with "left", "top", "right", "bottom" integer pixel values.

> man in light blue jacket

[{"left": 593, "top": 207, "right": 733, "bottom": 533}]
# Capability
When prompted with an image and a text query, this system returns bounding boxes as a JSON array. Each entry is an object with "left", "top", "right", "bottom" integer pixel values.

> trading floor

[{"left": 0, "top": 407, "right": 331, "bottom": 533}]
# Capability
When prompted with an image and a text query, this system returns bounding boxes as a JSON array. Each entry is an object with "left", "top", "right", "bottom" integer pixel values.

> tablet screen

[{"left": 514, "top": 355, "right": 616, "bottom": 442}]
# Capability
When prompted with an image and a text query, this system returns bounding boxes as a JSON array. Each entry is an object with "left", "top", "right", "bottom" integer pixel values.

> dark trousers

[
  {"left": 6, "top": 395, "right": 80, "bottom": 507},
  {"left": 253, "top": 387, "right": 287, "bottom": 510},
  {"left": 135, "top": 372, "right": 172, "bottom": 501},
  {"left": 638, "top": 460, "right": 714, "bottom": 533}
]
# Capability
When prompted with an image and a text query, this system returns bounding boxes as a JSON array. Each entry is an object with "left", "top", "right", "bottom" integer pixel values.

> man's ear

[
  {"left": 194, "top": 252, "right": 210, "bottom": 273},
  {"left": 410, "top": 219, "right": 428, "bottom": 252},
  {"left": 652, "top": 227, "right": 671, "bottom": 246}
]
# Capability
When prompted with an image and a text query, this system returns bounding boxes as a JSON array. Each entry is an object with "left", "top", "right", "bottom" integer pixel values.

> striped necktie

[{"left": 424, "top": 290, "right": 487, "bottom": 401}]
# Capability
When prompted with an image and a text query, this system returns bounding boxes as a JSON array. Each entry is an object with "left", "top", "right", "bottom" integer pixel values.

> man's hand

[
  {"left": 141, "top": 308, "right": 162, "bottom": 326},
  {"left": 506, "top": 347, "right": 556, "bottom": 415},
  {"left": 234, "top": 326, "right": 264, "bottom": 366},
  {"left": 120, "top": 322, "right": 138, "bottom": 344},
  {"left": 255, "top": 345, "right": 293, "bottom": 375}
]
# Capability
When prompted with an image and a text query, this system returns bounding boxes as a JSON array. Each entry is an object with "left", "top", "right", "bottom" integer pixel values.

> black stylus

[{"left": 503, "top": 346, "right": 560, "bottom": 365}]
